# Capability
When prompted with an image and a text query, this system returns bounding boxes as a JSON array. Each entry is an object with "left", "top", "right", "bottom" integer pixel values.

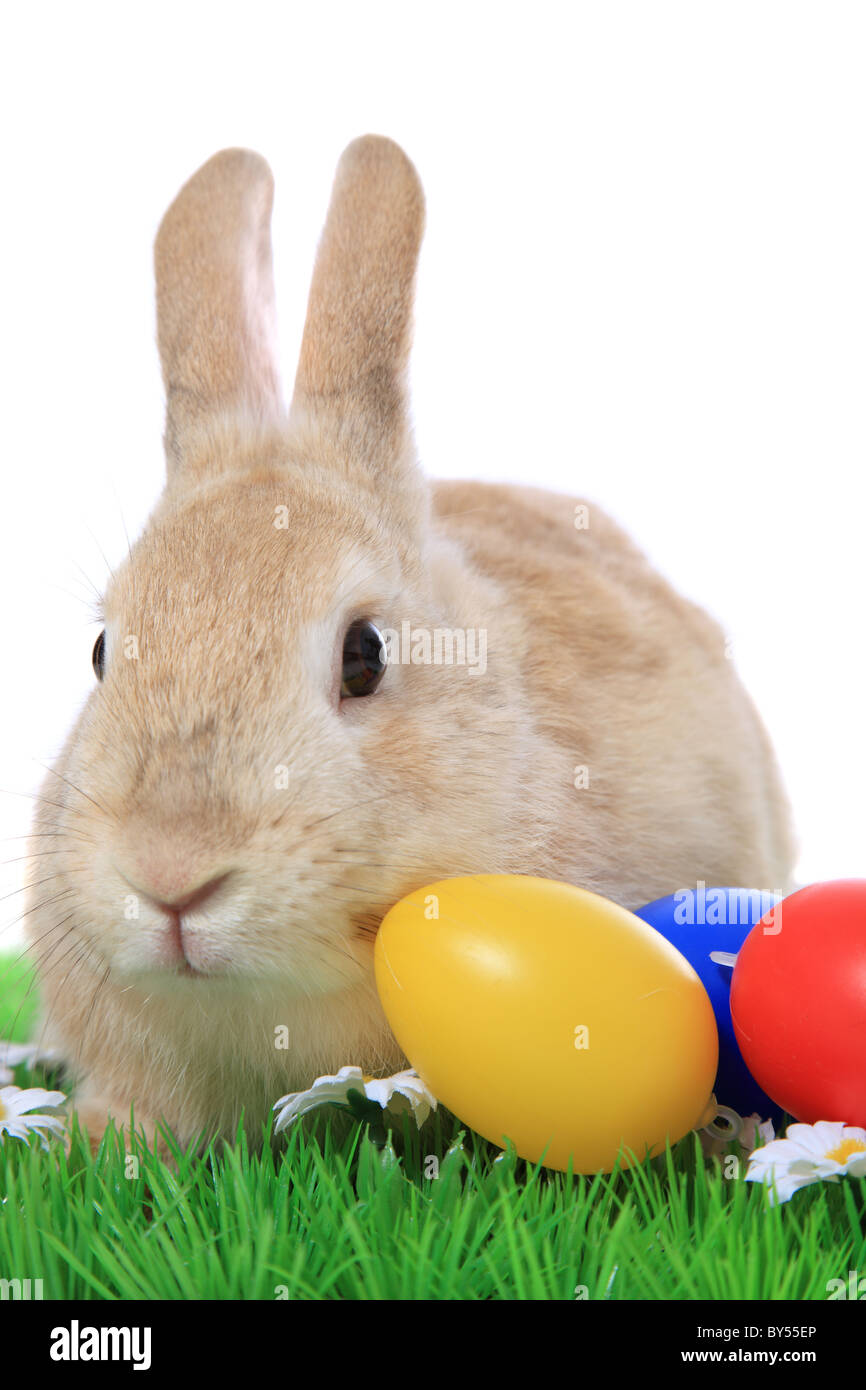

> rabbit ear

[
  {"left": 289, "top": 135, "right": 425, "bottom": 480},
  {"left": 155, "top": 148, "right": 284, "bottom": 472}
]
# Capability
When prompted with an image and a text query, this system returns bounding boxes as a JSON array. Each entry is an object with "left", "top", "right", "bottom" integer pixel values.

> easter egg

[
  {"left": 730, "top": 879, "right": 866, "bottom": 1126},
  {"left": 374, "top": 875, "right": 718, "bottom": 1172},
  {"left": 635, "top": 887, "right": 782, "bottom": 1121}
]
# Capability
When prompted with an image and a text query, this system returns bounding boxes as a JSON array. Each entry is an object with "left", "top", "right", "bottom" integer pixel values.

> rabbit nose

[
  {"left": 147, "top": 873, "right": 232, "bottom": 917},
  {"left": 116, "top": 861, "right": 232, "bottom": 917}
]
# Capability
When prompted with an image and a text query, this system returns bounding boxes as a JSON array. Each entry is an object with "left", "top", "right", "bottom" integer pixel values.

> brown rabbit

[{"left": 24, "top": 136, "right": 795, "bottom": 1147}]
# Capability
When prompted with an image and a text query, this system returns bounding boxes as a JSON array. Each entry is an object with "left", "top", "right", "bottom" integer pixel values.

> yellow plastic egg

[{"left": 374, "top": 874, "right": 718, "bottom": 1172}]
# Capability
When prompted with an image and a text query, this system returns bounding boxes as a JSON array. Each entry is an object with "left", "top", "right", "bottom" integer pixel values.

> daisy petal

[
  {"left": 2, "top": 1087, "right": 66, "bottom": 1114},
  {"left": 363, "top": 1070, "right": 436, "bottom": 1127},
  {"left": 0, "top": 1039, "right": 66, "bottom": 1071},
  {"left": 272, "top": 1068, "right": 365, "bottom": 1132}
]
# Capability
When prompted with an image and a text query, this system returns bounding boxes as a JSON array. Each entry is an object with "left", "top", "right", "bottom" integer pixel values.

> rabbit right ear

[{"left": 154, "top": 148, "right": 284, "bottom": 474}]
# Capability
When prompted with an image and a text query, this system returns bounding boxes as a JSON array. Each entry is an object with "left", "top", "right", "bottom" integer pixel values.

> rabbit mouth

[{"left": 173, "top": 955, "right": 210, "bottom": 980}]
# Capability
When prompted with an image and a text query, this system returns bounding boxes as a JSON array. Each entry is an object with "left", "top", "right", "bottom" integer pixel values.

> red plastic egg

[{"left": 730, "top": 880, "right": 866, "bottom": 1125}]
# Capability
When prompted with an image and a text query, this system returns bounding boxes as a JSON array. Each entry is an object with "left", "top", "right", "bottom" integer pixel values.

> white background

[{"left": 2, "top": 1, "right": 864, "bottom": 945}]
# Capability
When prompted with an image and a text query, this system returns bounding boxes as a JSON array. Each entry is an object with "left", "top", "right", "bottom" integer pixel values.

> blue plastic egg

[{"left": 635, "top": 886, "right": 782, "bottom": 1122}]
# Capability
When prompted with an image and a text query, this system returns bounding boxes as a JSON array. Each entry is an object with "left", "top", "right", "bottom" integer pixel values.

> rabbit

[{"left": 24, "top": 135, "right": 796, "bottom": 1150}]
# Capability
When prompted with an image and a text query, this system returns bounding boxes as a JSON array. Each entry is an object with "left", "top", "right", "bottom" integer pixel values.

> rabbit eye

[
  {"left": 92, "top": 630, "right": 106, "bottom": 681},
  {"left": 341, "top": 619, "right": 387, "bottom": 698}
]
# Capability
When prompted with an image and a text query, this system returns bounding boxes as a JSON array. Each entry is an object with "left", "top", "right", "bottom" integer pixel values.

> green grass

[{"left": 1, "top": 952, "right": 864, "bottom": 1300}]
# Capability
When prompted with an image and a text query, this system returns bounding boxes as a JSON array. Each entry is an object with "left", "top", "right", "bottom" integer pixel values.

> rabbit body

[{"left": 25, "top": 138, "right": 795, "bottom": 1146}]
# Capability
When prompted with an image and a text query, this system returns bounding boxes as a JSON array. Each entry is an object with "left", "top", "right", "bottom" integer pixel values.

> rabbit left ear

[
  {"left": 154, "top": 148, "right": 284, "bottom": 473},
  {"left": 289, "top": 135, "right": 425, "bottom": 483}
]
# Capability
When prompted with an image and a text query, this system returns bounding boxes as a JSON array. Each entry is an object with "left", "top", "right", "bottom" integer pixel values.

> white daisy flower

[
  {"left": 0, "top": 1085, "right": 67, "bottom": 1149},
  {"left": 746, "top": 1120, "right": 866, "bottom": 1205},
  {"left": 361, "top": 1071, "right": 436, "bottom": 1125},
  {"left": 273, "top": 1066, "right": 437, "bottom": 1134},
  {"left": 0, "top": 1038, "right": 66, "bottom": 1074},
  {"left": 739, "top": 1114, "right": 776, "bottom": 1152}
]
